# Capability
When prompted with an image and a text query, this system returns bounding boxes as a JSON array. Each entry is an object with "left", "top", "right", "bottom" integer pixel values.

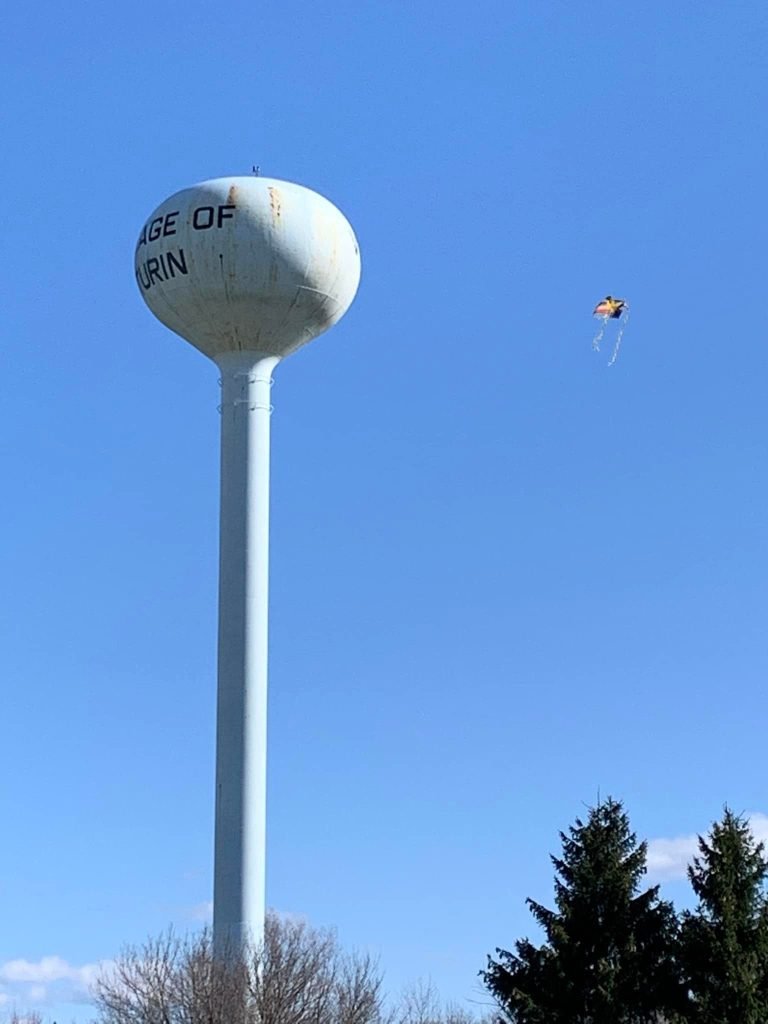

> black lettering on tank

[
  {"left": 217, "top": 204, "right": 236, "bottom": 226},
  {"left": 167, "top": 248, "right": 188, "bottom": 276},
  {"left": 146, "top": 257, "right": 163, "bottom": 285},
  {"left": 163, "top": 211, "right": 179, "bottom": 237},
  {"left": 137, "top": 209, "right": 185, "bottom": 251},
  {"left": 136, "top": 263, "right": 151, "bottom": 290},
  {"left": 193, "top": 206, "right": 215, "bottom": 229},
  {"left": 136, "top": 248, "right": 187, "bottom": 290}
]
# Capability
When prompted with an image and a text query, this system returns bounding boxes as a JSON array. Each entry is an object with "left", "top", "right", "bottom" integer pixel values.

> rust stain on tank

[
  {"left": 227, "top": 184, "right": 238, "bottom": 204},
  {"left": 268, "top": 186, "right": 282, "bottom": 223}
]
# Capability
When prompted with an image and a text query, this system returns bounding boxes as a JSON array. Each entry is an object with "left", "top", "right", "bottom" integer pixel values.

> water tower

[{"left": 134, "top": 176, "right": 361, "bottom": 953}]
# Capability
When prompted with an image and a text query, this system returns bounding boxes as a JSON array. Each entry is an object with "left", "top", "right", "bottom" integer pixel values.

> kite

[{"left": 592, "top": 295, "right": 629, "bottom": 366}]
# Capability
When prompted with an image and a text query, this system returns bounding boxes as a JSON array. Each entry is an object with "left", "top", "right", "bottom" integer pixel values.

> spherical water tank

[{"left": 134, "top": 176, "right": 361, "bottom": 360}]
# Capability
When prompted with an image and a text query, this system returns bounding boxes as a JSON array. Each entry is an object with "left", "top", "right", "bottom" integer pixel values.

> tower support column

[{"left": 213, "top": 349, "right": 279, "bottom": 955}]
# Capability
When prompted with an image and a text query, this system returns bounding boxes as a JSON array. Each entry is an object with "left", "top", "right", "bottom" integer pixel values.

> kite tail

[
  {"left": 592, "top": 317, "right": 608, "bottom": 352},
  {"left": 607, "top": 309, "right": 630, "bottom": 367}
]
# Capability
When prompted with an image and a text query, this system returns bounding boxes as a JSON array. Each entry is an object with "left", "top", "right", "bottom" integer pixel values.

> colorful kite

[{"left": 592, "top": 295, "right": 630, "bottom": 365}]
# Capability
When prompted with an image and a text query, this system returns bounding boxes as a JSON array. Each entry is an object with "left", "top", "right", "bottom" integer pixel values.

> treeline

[
  {"left": 90, "top": 917, "right": 481, "bottom": 1024},
  {"left": 88, "top": 801, "right": 768, "bottom": 1024},
  {"left": 484, "top": 799, "right": 768, "bottom": 1024},
  {"left": 6, "top": 801, "right": 766, "bottom": 1024}
]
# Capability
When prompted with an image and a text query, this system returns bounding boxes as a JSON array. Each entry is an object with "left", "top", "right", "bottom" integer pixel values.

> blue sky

[{"left": 3, "top": 0, "right": 768, "bottom": 1017}]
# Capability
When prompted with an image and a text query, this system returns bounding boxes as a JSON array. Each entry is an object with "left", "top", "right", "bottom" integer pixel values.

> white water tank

[{"left": 134, "top": 176, "right": 361, "bottom": 359}]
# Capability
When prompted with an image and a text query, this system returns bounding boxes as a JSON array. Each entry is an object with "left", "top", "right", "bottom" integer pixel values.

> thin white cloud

[
  {"left": 646, "top": 835, "right": 699, "bottom": 881},
  {"left": 647, "top": 811, "right": 768, "bottom": 881},
  {"left": 747, "top": 812, "right": 768, "bottom": 845},
  {"left": 188, "top": 900, "right": 213, "bottom": 922},
  {"left": 0, "top": 956, "right": 107, "bottom": 1010},
  {"left": 0, "top": 957, "right": 82, "bottom": 984}
]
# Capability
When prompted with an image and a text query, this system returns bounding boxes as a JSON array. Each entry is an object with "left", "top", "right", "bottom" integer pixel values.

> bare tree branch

[{"left": 92, "top": 914, "right": 387, "bottom": 1024}]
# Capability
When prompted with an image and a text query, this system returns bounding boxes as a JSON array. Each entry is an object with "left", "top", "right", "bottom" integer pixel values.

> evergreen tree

[
  {"left": 483, "top": 798, "right": 681, "bottom": 1024},
  {"left": 678, "top": 808, "right": 768, "bottom": 1024}
]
